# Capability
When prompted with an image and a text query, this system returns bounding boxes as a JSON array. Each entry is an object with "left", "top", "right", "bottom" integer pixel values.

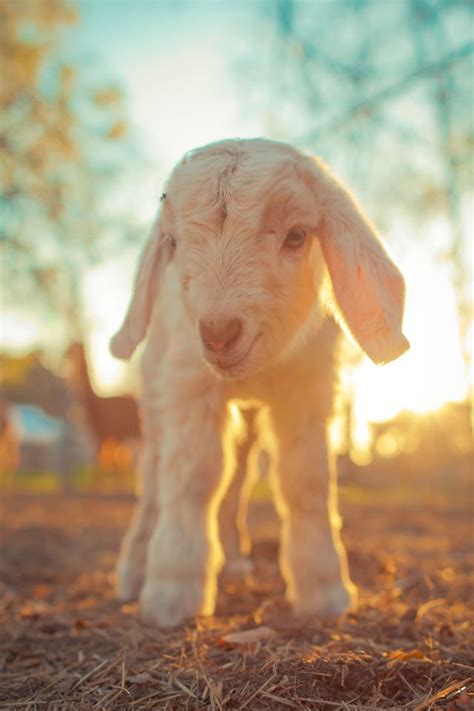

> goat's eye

[
  {"left": 283, "top": 227, "right": 306, "bottom": 249},
  {"left": 169, "top": 235, "right": 177, "bottom": 249}
]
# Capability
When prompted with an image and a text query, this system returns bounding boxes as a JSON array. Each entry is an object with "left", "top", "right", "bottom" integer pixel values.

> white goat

[{"left": 110, "top": 138, "right": 409, "bottom": 627}]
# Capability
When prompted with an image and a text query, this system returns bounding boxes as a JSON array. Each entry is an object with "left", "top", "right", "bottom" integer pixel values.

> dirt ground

[{"left": 1, "top": 488, "right": 473, "bottom": 710}]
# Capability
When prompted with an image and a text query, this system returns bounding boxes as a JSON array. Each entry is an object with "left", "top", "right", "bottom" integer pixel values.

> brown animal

[{"left": 66, "top": 343, "right": 140, "bottom": 453}]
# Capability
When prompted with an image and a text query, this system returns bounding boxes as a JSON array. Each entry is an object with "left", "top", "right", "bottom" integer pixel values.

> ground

[{"left": 1, "top": 485, "right": 473, "bottom": 710}]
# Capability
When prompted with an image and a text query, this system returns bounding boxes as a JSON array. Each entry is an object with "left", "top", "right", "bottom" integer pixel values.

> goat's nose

[{"left": 199, "top": 317, "right": 242, "bottom": 353}]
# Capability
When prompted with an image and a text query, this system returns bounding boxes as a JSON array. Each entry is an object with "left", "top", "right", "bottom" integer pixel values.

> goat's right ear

[
  {"left": 110, "top": 215, "right": 172, "bottom": 360},
  {"left": 307, "top": 159, "right": 409, "bottom": 365}
]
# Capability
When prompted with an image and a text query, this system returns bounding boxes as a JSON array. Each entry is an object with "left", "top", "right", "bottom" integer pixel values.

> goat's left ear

[
  {"left": 110, "top": 213, "right": 173, "bottom": 360},
  {"left": 310, "top": 159, "right": 409, "bottom": 364}
]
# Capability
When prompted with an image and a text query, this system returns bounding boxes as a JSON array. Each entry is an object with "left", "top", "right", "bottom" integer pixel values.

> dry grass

[{"left": 0, "top": 486, "right": 472, "bottom": 710}]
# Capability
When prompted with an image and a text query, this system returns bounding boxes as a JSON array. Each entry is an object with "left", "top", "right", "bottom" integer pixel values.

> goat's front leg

[
  {"left": 269, "top": 405, "right": 357, "bottom": 617},
  {"left": 116, "top": 441, "right": 159, "bottom": 601},
  {"left": 139, "top": 384, "right": 226, "bottom": 627}
]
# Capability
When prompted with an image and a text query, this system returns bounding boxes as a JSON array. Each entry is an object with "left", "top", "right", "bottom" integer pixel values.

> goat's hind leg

[
  {"left": 219, "top": 407, "right": 260, "bottom": 574},
  {"left": 116, "top": 441, "right": 159, "bottom": 601}
]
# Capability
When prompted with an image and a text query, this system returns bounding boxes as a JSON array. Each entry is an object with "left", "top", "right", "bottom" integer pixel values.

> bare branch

[{"left": 299, "top": 42, "right": 474, "bottom": 144}]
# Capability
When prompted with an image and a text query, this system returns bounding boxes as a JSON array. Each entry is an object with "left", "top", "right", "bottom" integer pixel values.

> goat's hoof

[
  {"left": 115, "top": 565, "right": 144, "bottom": 602},
  {"left": 139, "top": 580, "right": 212, "bottom": 628},
  {"left": 292, "top": 581, "right": 358, "bottom": 618}
]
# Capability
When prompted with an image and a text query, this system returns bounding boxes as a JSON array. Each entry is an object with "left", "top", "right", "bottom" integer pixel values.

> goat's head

[{"left": 111, "top": 139, "right": 409, "bottom": 378}]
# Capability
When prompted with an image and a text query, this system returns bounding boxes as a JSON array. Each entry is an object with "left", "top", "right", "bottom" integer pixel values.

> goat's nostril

[{"left": 199, "top": 317, "right": 242, "bottom": 354}]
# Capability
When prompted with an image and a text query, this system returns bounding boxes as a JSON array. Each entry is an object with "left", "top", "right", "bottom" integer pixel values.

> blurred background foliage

[
  {"left": 0, "top": 0, "right": 133, "bottom": 338},
  {"left": 0, "top": 0, "right": 472, "bottom": 494}
]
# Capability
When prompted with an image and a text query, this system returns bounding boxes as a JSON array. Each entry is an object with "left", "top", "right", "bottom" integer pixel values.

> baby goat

[{"left": 110, "top": 138, "right": 409, "bottom": 627}]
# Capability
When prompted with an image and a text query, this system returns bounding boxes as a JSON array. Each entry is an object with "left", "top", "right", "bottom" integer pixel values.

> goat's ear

[
  {"left": 311, "top": 160, "right": 409, "bottom": 364},
  {"left": 110, "top": 215, "right": 172, "bottom": 360}
]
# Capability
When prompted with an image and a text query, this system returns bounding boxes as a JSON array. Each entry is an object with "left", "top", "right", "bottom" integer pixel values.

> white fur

[{"left": 111, "top": 138, "right": 409, "bottom": 626}]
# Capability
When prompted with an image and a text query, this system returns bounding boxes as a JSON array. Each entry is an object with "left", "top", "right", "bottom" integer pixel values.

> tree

[{"left": 0, "top": 0, "right": 132, "bottom": 341}]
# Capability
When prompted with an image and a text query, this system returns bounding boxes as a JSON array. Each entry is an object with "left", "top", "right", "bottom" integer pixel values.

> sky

[{"left": 3, "top": 0, "right": 471, "bottom": 441}]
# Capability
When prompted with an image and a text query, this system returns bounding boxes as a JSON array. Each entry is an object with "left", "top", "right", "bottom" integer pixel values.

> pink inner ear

[{"left": 319, "top": 231, "right": 409, "bottom": 365}]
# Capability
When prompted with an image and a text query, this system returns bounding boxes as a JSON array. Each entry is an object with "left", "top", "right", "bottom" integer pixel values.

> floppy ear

[
  {"left": 311, "top": 160, "right": 409, "bottom": 364},
  {"left": 110, "top": 214, "right": 172, "bottom": 360}
]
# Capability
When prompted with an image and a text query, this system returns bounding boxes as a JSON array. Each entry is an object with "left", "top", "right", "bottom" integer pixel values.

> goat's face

[
  {"left": 111, "top": 139, "right": 409, "bottom": 372},
  {"left": 164, "top": 145, "right": 327, "bottom": 379}
]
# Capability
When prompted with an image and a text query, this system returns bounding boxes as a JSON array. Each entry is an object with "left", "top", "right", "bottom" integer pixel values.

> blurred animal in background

[
  {"left": 110, "top": 138, "right": 409, "bottom": 627},
  {"left": 65, "top": 343, "right": 141, "bottom": 470},
  {"left": 0, "top": 400, "right": 19, "bottom": 476}
]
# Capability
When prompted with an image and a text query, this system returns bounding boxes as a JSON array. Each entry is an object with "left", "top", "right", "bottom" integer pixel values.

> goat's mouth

[{"left": 205, "top": 333, "right": 262, "bottom": 379}]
